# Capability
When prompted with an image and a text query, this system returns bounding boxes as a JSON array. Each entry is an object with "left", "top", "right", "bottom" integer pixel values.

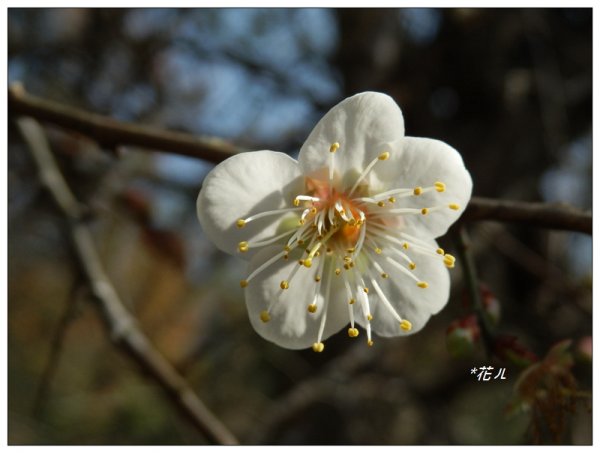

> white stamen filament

[
  {"left": 348, "top": 151, "right": 389, "bottom": 197},
  {"left": 317, "top": 262, "right": 335, "bottom": 344},
  {"left": 243, "top": 206, "right": 305, "bottom": 224},
  {"left": 242, "top": 250, "right": 287, "bottom": 285},
  {"left": 247, "top": 230, "right": 295, "bottom": 248},
  {"left": 295, "top": 195, "right": 321, "bottom": 204},
  {"left": 369, "top": 275, "right": 403, "bottom": 324},
  {"left": 384, "top": 256, "right": 422, "bottom": 283},
  {"left": 309, "top": 255, "right": 326, "bottom": 313}
]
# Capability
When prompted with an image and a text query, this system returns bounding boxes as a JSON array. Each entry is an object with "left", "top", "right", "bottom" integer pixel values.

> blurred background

[{"left": 7, "top": 8, "right": 592, "bottom": 445}]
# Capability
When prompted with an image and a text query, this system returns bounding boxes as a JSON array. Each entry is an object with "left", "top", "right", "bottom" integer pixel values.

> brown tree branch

[
  {"left": 9, "top": 83, "right": 243, "bottom": 164},
  {"left": 16, "top": 116, "right": 238, "bottom": 445},
  {"left": 463, "top": 197, "right": 591, "bottom": 235},
  {"left": 9, "top": 85, "right": 591, "bottom": 235}
]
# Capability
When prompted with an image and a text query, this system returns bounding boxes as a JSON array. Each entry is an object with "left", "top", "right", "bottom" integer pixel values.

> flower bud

[
  {"left": 481, "top": 284, "right": 501, "bottom": 326},
  {"left": 576, "top": 336, "right": 592, "bottom": 363},
  {"left": 446, "top": 314, "right": 480, "bottom": 358}
]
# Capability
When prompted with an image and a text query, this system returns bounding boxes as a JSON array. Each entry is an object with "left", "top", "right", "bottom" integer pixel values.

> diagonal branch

[
  {"left": 16, "top": 116, "right": 238, "bottom": 445},
  {"left": 9, "top": 83, "right": 243, "bottom": 164}
]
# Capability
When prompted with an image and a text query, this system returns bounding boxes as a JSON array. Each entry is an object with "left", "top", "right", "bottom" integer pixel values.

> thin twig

[
  {"left": 463, "top": 197, "right": 591, "bottom": 235},
  {"left": 33, "top": 275, "right": 84, "bottom": 416},
  {"left": 16, "top": 116, "right": 238, "bottom": 445},
  {"left": 9, "top": 83, "right": 243, "bottom": 164},
  {"left": 8, "top": 85, "right": 591, "bottom": 235},
  {"left": 455, "top": 227, "right": 495, "bottom": 359}
]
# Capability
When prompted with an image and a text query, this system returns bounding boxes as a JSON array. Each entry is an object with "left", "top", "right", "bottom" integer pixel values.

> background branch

[
  {"left": 33, "top": 275, "right": 84, "bottom": 416},
  {"left": 455, "top": 227, "right": 496, "bottom": 359},
  {"left": 16, "top": 116, "right": 238, "bottom": 446},
  {"left": 464, "top": 197, "right": 591, "bottom": 235},
  {"left": 9, "top": 83, "right": 243, "bottom": 164},
  {"left": 9, "top": 86, "right": 591, "bottom": 235}
]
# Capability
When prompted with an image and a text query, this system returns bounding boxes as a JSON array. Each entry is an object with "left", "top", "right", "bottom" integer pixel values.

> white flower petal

[
  {"left": 197, "top": 151, "right": 304, "bottom": 259},
  {"left": 299, "top": 92, "right": 405, "bottom": 189},
  {"left": 371, "top": 136, "right": 472, "bottom": 238},
  {"left": 245, "top": 247, "right": 349, "bottom": 349},
  {"left": 357, "top": 238, "right": 450, "bottom": 337}
]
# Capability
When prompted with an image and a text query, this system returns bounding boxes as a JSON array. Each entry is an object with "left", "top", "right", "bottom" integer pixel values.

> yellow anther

[
  {"left": 421, "top": 208, "right": 429, "bottom": 215},
  {"left": 409, "top": 262, "right": 416, "bottom": 270},
  {"left": 240, "top": 280, "right": 248, "bottom": 288},
  {"left": 375, "top": 247, "right": 382, "bottom": 254},
  {"left": 435, "top": 181, "right": 446, "bottom": 192},
  {"left": 413, "top": 186, "right": 423, "bottom": 196},
  {"left": 348, "top": 218, "right": 357, "bottom": 226},
  {"left": 330, "top": 142, "right": 340, "bottom": 153},
  {"left": 335, "top": 268, "right": 341, "bottom": 276},
  {"left": 367, "top": 340, "right": 374, "bottom": 347},
  {"left": 400, "top": 320, "right": 412, "bottom": 331},
  {"left": 280, "top": 280, "right": 289, "bottom": 290},
  {"left": 346, "top": 247, "right": 355, "bottom": 253},
  {"left": 417, "top": 281, "right": 429, "bottom": 289},
  {"left": 284, "top": 245, "right": 291, "bottom": 252},
  {"left": 449, "top": 203, "right": 460, "bottom": 210},
  {"left": 260, "top": 311, "right": 270, "bottom": 323},
  {"left": 303, "top": 258, "right": 313, "bottom": 268},
  {"left": 315, "top": 275, "right": 321, "bottom": 282},
  {"left": 293, "top": 198, "right": 300, "bottom": 206},
  {"left": 299, "top": 219, "right": 305, "bottom": 225},
  {"left": 298, "top": 239, "right": 304, "bottom": 245},
  {"left": 388, "top": 196, "right": 396, "bottom": 203},
  {"left": 402, "top": 242, "right": 409, "bottom": 250},
  {"left": 349, "top": 298, "right": 355, "bottom": 305},
  {"left": 377, "top": 201, "right": 385, "bottom": 207},
  {"left": 436, "top": 248, "right": 445, "bottom": 255},
  {"left": 444, "top": 254, "right": 456, "bottom": 268},
  {"left": 236, "top": 219, "right": 246, "bottom": 228},
  {"left": 378, "top": 151, "right": 390, "bottom": 160},
  {"left": 344, "top": 263, "right": 351, "bottom": 270},
  {"left": 238, "top": 241, "right": 249, "bottom": 253},
  {"left": 381, "top": 272, "right": 389, "bottom": 279},
  {"left": 367, "top": 314, "right": 373, "bottom": 321},
  {"left": 348, "top": 327, "right": 360, "bottom": 338},
  {"left": 308, "top": 304, "right": 317, "bottom": 313},
  {"left": 310, "top": 207, "right": 317, "bottom": 214},
  {"left": 283, "top": 254, "right": 289, "bottom": 260},
  {"left": 363, "top": 287, "right": 369, "bottom": 294},
  {"left": 312, "top": 342, "right": 325, "bottom": 353}
]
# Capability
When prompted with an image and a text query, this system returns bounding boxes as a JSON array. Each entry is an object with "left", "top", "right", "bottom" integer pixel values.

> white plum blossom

[{"left": 197, "top": 92, "right": 472, "bottom": 352}]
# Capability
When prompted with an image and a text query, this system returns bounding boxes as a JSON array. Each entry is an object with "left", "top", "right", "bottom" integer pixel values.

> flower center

[{"left": 235, "top": 142, "right": 461, "bottom": 351}]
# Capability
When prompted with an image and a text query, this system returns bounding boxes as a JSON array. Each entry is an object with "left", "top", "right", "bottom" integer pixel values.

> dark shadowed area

[{"left": 7, "top": 8, "right": 592, "bottom": 445}]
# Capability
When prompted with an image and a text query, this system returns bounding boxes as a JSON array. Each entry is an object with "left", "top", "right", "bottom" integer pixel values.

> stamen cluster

[
  {"left": 235, "top": 143, "right": 459, "bottom": 351},
  {"left": 196, "top": 91, "right": 472, "bottom": 351}
]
